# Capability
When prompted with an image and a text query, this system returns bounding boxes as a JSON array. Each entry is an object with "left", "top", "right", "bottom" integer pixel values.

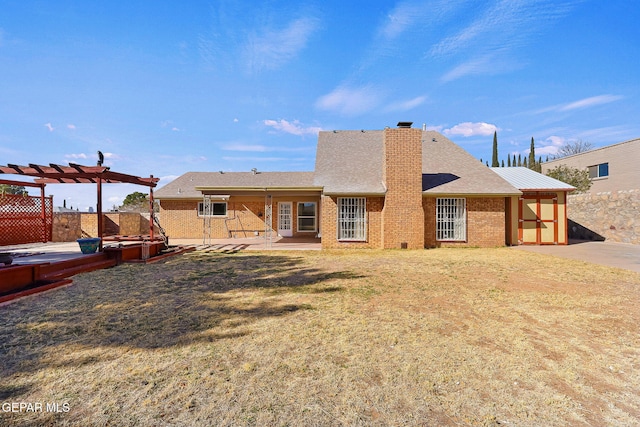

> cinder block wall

[
  {"left": 423, "top": 197, "right": 505, "bottom": 247},
  {"left": 381, "top": 126, "right": 425, "bottom": 249},
  {"left": 320, "top": 196, "right": 383, "bottom": 249}
]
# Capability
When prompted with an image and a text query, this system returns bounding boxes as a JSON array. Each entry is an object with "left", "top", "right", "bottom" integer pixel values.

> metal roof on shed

[{"left": 490, "top": 167, "right": 575, "bottom": 191}]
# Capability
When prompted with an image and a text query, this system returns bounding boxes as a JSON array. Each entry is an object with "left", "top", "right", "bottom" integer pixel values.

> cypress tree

[
  {"left": 501, "top": 159, "right": 505, "bottom": 167},
  {"left": 507, "top": 155, "right": 511, "bottom": 167},
  {"left": 528, "top": 137, "right": 536, "bottom": 170},
  {"left": 486, "top": 161, "right": 489, "bottom": 167},
  {"left": 537, "top": 156, "right": 542, "bottom": 172},
  {"left": 523, "top": 157, "right": 528, "bottom": 168},
  {"left": 491, "top": 132, "right": 499, "bottom": 167},
  {"left": 517, "top": 154, "right": 522, "bottom": 167},
  {"left": 513, "top": 154, "right": 517, "bottom": 167}
]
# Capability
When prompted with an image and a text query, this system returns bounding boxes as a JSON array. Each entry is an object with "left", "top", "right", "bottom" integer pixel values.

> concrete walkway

[{"left": 513, "top": 240, "right": 640, "bottom": 273}]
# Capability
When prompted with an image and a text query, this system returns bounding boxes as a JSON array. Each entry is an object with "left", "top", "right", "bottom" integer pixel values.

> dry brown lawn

[{"left": 1, "top": 248, "right": 639, "bottom": 426}]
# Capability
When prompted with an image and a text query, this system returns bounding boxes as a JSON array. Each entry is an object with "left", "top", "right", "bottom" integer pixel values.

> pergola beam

[{"left": 0, "top": 162, "right": 160, "bottom": 251}]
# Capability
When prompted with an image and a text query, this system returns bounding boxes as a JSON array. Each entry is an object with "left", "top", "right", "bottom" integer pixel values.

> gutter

[{"left": 195, "top": 186, "right": 323, "bottom": 192}]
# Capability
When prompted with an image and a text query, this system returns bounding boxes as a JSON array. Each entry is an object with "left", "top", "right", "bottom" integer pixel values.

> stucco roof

[
  {"left": 154, "top": 171, "right": 317, "bottom": 199},
  {"left": 490, "top": 167, "right": 575, "bottom": 191},
  {"left": 313, "top": 130, "right": 386, "bottom": 194},
  {"left": 421, "top": 132, "right": 521, "bottom": 195}
]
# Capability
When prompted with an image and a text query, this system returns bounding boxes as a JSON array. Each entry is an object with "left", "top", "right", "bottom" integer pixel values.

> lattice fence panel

[{"left": 0, "top": 194, "right": 53, "bottom": 245}]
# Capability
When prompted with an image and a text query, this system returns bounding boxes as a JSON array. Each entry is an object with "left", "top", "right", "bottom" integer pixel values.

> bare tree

[{"left": 555, "top": 140, "right": 593, "bottom": 158}]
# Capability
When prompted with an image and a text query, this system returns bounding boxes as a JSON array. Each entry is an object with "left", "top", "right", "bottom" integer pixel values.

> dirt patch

[{"left": 1, "top": 248, "right": 639, "bottom": 426}]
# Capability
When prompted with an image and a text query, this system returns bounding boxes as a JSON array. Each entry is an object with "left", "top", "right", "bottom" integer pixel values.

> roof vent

[
  {"left": 397, "top": 121, "right": 413, "bottom": 128},
  {"left": 251, "top": 168, "right": 258, "bottom": 175}
]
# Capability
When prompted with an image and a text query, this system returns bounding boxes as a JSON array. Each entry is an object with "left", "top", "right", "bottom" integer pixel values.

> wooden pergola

[{"left": 0, "top": 163, "right": 159, "bottom": 250}]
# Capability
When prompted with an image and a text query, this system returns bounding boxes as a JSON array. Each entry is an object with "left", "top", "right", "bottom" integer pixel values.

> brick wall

[
  {"left": 424, "top": 197, "right": 506, "bottom": 248},
  {"left": 320, "top": 196, "right": 383, "bottom": 249},
  {"left": 159, "top": 196, "right": 321, "bottom": 239},
  {"left": 381, "top": 126, "right": 425, "bottom": 249}
]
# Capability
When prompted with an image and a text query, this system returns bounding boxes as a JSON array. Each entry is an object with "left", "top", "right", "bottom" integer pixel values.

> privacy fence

[{"left": 0, "top": 193, "right": 53, "bottom": 245}]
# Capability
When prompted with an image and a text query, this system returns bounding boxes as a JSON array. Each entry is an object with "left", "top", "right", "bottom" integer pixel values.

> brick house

[{"left": 155, "top": 122, "right": 572, "bottom": 248}]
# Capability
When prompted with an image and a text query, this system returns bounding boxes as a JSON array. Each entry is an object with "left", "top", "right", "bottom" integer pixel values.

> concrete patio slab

[{"left": 513, "top": 240, "right": 640, "bottom": 273}]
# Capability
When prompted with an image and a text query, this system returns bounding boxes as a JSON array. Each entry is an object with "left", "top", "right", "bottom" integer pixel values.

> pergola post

[
  {"left": 39, "top": 183, "right": 47, "bottom": 242},
  {"left": 97, "top": 176, "right": 103, "bottom": 251},
  {"left": 149, "top": 177, "right": 155, "bottom": 241}
]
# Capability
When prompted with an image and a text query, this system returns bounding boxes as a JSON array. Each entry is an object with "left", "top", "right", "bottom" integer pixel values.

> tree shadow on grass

[{"left": 0, "top": 252, "right": 365, "bottom": 380}]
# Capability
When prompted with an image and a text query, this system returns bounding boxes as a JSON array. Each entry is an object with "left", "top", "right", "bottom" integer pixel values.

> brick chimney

[{"left": 381, "top": 122, "right": 425, "bottom": 249}]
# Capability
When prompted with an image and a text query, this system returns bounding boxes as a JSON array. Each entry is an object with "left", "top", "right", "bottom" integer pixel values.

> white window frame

[
  {"left": 588, "top": 163, "right": 609, "bottom": 179},
  {"left": 337, "top": 197, "right": 366, "bottom": 241},
  {"left": 297, "top": 202, "right": 317, "bottom": 232},
  {"left": 436, "top": 198, "right": 466, "bottom": 241},
  {"left": 198, "top": 201, "right": 227, "bottom": 217}
]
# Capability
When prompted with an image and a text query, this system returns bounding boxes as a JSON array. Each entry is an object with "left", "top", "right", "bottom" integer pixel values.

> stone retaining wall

[
  {"left": 51, "top": 212, "right": 151, "bottom": 242},
  {"left": 568, "top": 189, "right": 640, "bottom": 244}
]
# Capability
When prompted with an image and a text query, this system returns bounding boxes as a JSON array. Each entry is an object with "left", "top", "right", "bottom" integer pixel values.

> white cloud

[
  {"left": 443, "top": 122, "right": 499, "bottom": 137},
  {"left": 315, "top": 85, "right": 382, "bottom": 116},
  {"left": 430, "top": 1, "right": 572, "bottom": 58},
  {"left": 430, "top": 1, "right": 574, "bottom": 81},
  {"left": 384, "top": 95, "right": 427, "bottom": 112},
  {"left": 380, "top": 3, "right": 418, "bottom": 40},
  {"left": 65, "top": 153, "right": 88, "bottom": 159},
  {"left": 559, "top": 95, "right": 623, "bottom": 111},
  {"left": 67, "top": 124, "right": 76, "bottom": 130},
  {"left": 172, "top": 127, "right": 180, "bottom": 132},
  {"left": 233, "top": 118, "right": 239, "bottom": 123},
  {"left": 44, "top": 123, "right": 54, "bottom": 132},
  {"left": 263, "top": 119, "right": 322, "bottom": 136},
  {"left": 440, "top": 53, "right": 503, "bottom": 82},
  {"left": 244, "top": 17, "right": 320, "bottom": 72},
  {"left": 535, "top": 136, "right": 566, "bottom": 156},
  {"left": 222, "top": 156, "right": 304, "bottom": 162},
  {"left": 532, "top": 94, "right": 624, "bottom": 115},
  {"left": 223, "top": 144, "right": 269, "bottom": 152}
]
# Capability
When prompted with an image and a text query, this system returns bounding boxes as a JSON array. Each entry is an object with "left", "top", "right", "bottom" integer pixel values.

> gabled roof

[
  {"left": 314, "top": 130, "right": 386, "bottom": 195},
  {"left": 421, "top": 132, "right": 520, "bottom": 195},
  {"left": 314, "top": 130, "right": 520, "bottom": 196},
  {"left": 490, "top": 167, "right": 575, "bottom": 191},
  {"left": 154, "top": 171, "right": 317, "bottom": 199}
]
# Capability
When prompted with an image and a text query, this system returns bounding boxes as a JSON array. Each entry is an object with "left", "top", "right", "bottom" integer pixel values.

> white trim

[
  {"left": 198, "top": 201, "right": 227, "bottom": 217},
  {"left": 297, "top": 201, "right": 317, "bottom": 233}
]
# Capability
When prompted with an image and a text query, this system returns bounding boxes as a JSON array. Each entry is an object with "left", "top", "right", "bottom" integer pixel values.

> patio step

[
  {"left": 198, "top": 244, "right": 250, "bottom": 253},
  {"left": 40, "top": 256, "right": 117, "bottom": 281}
]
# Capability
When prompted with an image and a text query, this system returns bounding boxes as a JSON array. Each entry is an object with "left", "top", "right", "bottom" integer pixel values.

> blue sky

[{"left": 1, "top": 0, "right": 639, "bottom": 210}]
